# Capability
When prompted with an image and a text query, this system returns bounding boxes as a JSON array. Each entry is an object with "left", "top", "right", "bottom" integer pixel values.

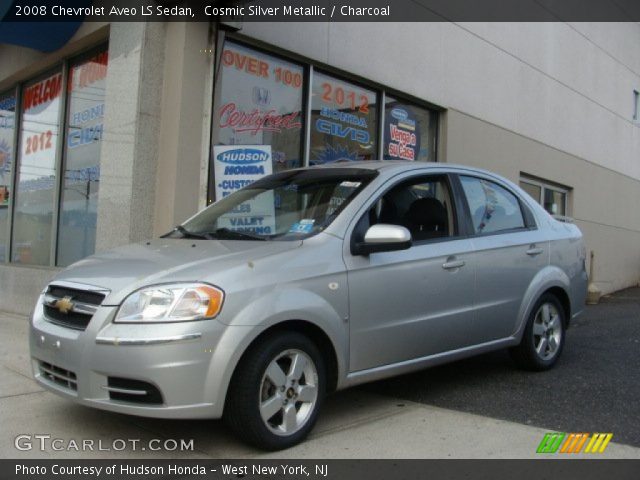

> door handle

[
  {"left": 442, "top": 260, "right": 465, "bottom": 270},
  {"left": 526, "top": 247, "right": 544, "bottom": 256}
]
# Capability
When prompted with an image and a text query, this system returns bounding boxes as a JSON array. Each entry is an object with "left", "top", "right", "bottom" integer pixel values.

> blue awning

[{"left": 0, "top": 1, "right": 91, "bottom": 52}]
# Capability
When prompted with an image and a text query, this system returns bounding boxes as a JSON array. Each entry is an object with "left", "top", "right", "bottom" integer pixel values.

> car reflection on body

[{"left": 30, "top": 162, "right": 587, "bottom": 450}]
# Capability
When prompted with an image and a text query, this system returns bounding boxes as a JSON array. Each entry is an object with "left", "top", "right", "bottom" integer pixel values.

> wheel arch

[
  {"left": 544, "top": 286, "right": 571, "bottom": 327},
  {"left": 236, "top": 320, "right": 340, "bottom": 394},
  {"left": 515, "top": 266, "right": 572, "bottom": 341}
]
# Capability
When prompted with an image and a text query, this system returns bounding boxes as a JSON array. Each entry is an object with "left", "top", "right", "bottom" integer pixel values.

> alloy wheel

[
  {"left": 532, "top": 302, "right": 562, "bottom": 360},
  {"left": 259, "top": 349, "right": 319, "bottom": 436}
]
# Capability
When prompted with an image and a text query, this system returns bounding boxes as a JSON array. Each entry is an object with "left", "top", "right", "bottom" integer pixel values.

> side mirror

[{"left": 354, "top": 224, "right": 412, "bottom": 255}]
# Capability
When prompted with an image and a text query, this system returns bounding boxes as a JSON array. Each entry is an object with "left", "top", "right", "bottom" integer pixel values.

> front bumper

[{"left": 29, "top": 296, "right": 233, "bottom": 419}]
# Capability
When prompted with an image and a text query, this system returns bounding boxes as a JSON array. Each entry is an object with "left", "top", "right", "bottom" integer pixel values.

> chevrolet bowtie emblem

[{"left": 54, "top": 296, "right": 75, "bottom": 314}]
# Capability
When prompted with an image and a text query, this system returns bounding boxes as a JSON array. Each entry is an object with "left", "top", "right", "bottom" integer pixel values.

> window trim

[
  {"left": 3, "top": 41, "right": 108, "bottom": 267},
  {"left": 454, "top": 174, "right": 536, "bottom": 239},
  {"left": 349, "top": 172, "right": 464, "bottom": 255},
  {"left": 0, "top": 86, "right": 19, "bottom": 265},
  {"left": 519, "top": 175, "right": 569, "bottom": 217}
]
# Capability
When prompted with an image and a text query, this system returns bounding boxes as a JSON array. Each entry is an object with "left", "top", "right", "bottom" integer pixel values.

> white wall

[{"left": 240, "top": 22, "right": 640, "bottom": 180}]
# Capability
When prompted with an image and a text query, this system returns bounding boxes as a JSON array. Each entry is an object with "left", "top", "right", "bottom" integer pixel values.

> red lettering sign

[
  {"left": 219, "top": 102, "right": 302, "bottom": 135},
  {"left": 68, "top": 51, "right": 109, "bottom": 92},
  {"left": 221, "top": 49, "right": 269, "bottom": 78},
  {"left": 23, "top": 74, "right": 63, "bottom": 111},
  {"left": 388, "top": 125, "right": 417, "bottom": 161}
]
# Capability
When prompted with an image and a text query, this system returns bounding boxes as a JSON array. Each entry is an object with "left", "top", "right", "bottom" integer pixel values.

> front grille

[
  {"left": 48, "top": 285, "right": 105, "bottom": 306},
  {"left": 106, "top": 377, "right": 164, "bottom": 405},
  {"left": 42, "top": 285, "right": 106, "bottom": 331},
  {"left": 38, "top": 361, "right": 77, "bottom": 391}
]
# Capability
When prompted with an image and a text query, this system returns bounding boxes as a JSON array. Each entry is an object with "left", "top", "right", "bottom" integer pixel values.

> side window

[
  {"left": 370, "top": 176, "right": 456, "bottom": 242},
  {"left": 459, "top": 176, "right": 525, "bottom": 234}
]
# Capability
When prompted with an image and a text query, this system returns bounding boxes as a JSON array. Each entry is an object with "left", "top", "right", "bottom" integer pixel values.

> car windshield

[{"left": 169, "top": 168, "right": 377, "bottom": 241}]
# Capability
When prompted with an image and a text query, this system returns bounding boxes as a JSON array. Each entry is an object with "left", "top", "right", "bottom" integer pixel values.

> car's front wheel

[
  {"left": 224, "top": 331, "right": 325, "bottom": 450},
  {"left": 510, "top": 293, "right": 566, "bottom": 371}
]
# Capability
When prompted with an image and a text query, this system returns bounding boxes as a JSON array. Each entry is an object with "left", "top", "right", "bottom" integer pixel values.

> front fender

[
  {"left": 204, "top": 287, "right": 348, "bottom": 417},
  {"left": 513, "top": 265, "right": 571, "bottom": 342}
]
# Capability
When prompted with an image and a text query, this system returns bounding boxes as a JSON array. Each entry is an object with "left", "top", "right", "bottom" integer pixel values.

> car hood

[{"left": 51, "top": 238, "right": 302, "bottom": 305}]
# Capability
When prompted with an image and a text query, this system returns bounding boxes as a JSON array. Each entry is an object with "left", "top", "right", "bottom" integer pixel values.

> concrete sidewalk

[{"left": 1, "top": 312, "right": 638, "bottom": 459}]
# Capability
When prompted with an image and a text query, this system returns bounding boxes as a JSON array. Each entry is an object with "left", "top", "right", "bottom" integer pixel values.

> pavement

[{"left": 1, "top": 289, "right": 639, "bottom": 459}]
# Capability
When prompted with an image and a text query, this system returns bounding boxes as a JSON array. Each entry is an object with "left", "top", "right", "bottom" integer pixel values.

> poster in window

[
  {"left": 213, "top": 41, "right": 304, "bottom": 187},
  {"left": 384, "top": 96, "right": 438, "bottom": 162},
  {"left": 383, "top": 104, "right": 420, "bottom": 161},
  {"left": 213, "top": 144, "right": 275, "bottom": 235},
  {"left": 310, "top": 72, "right": 377, "bottom": 164}
]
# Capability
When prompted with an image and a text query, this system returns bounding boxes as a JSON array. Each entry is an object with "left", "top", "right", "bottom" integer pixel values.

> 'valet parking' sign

[{"left": 213, "top": 144, "right": 275, "bottom": 235}]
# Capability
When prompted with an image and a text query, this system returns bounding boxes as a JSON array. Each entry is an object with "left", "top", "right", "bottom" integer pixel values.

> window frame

[
  {"left": 519, "top": 176, "right": 569, "bottom": 217},
  {"left": 0, "top": 86, "right": 19, "bottom": 265},
  {"left": 349, "top": 172, "right": 465, "bottom": 255},
  {"left": 1, "top": 41, "right": 108, "bottom": 267},
  {"left": 453, "top": 174, "right": 536, "bottom": 238}
]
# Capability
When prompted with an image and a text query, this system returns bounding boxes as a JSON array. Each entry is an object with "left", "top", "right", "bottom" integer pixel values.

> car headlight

[{"left": 114, "top": 283, "right": 224, "bottom": 323}]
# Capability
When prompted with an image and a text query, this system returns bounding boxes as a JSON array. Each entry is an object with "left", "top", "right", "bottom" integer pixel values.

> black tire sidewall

[
  {"left": 515, "top": 293, "right": 566, "bottom": 370},
  {"left": 225, "top": 331, "right": 326, "bottom": 450}
]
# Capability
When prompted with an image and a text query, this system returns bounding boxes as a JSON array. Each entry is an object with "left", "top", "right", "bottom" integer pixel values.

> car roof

[{"left": 307, "top": 160, "right": 497, "bottom": 177}]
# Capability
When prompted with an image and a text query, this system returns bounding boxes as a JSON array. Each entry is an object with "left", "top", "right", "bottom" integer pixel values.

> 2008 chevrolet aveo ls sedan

[{"left": 30, "top": 162, "right": 587, "bottom": 450}]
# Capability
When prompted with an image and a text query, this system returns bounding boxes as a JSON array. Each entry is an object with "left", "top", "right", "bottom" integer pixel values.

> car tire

[
  {"left": 224, "top": 331, "right": 326, "bottom": 450},
  {"left": 510, "top": 293, "right": 566, "bottom": 371}
]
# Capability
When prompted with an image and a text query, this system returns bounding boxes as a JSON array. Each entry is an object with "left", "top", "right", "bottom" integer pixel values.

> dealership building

[{"left": 0, "top": 20, "right": 639, "bottom": 314}]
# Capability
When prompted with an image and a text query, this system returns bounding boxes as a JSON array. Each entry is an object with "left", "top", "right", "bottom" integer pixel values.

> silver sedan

[{"left": 29, "top": 162, "right": 587, "bottom": 450}]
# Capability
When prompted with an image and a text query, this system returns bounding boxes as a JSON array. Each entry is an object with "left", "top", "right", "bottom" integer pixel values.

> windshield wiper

[
  {"left": 207, "top": 227, "right": 267, "bottom": 241},
  {"left": 174, "top": 225, "right": 210, "bottom": 240}
]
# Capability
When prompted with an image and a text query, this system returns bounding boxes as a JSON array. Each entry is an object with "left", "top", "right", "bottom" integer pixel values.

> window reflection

[
  {"left": 12, "top": 71, "right": 63, "bottom": 265},
  {"left": 57, "top": 48, "right": 108, "bottom": 266}
]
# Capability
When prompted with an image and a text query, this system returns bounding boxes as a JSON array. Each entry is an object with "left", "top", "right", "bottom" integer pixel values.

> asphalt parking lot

[{"left": 363, "top": 287, "right": 640, "bottom": 448}]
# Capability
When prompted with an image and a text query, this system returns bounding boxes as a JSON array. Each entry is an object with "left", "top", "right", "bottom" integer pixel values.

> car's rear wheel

[
  {"left": 224, "top": 332, "right": 325, "bottom": 450},
  {"left": 510, "top": 293, "right": 566, "bottom": 371}
]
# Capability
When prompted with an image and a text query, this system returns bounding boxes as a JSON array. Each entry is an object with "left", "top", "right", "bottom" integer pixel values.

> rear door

[{"left": 456, "top": 174, "right": 548, "bottom": 341}]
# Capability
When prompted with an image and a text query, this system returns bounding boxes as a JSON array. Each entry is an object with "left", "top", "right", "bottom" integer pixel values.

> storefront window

[
  {"left": 0, "top": 91, "right": 16, "bottom": 262},
  {"left": 57, "top": 48, "right": 108, "bottom": 266},
  {"left": 383, "top": 96, "right": 438, "bottom": 162},
  {"left": 211, "top": 41, "right": 304, "bottom": 203},
  {"left": 310, "top": 72, "right": 377, "bottom": 164},
  {"left": 12, "top": 70, "right": 63, "bottom": 265}
]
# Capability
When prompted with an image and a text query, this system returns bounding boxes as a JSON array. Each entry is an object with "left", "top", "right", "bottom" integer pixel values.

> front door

[{"left": 344, "top": 174, "right": 477, "bottom": 373}]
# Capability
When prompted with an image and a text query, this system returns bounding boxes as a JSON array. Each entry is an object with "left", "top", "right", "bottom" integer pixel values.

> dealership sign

[
  {"left": 384, "top": 106, "right": 420, "bottom": 161},
  {"left": 213, "top": 145, "right": 275, "bottom": 235}
]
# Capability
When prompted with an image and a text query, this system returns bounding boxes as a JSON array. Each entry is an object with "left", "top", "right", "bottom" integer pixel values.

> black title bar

[{"left": 2, "top": 0, "right": 640, "bottom": 22}]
